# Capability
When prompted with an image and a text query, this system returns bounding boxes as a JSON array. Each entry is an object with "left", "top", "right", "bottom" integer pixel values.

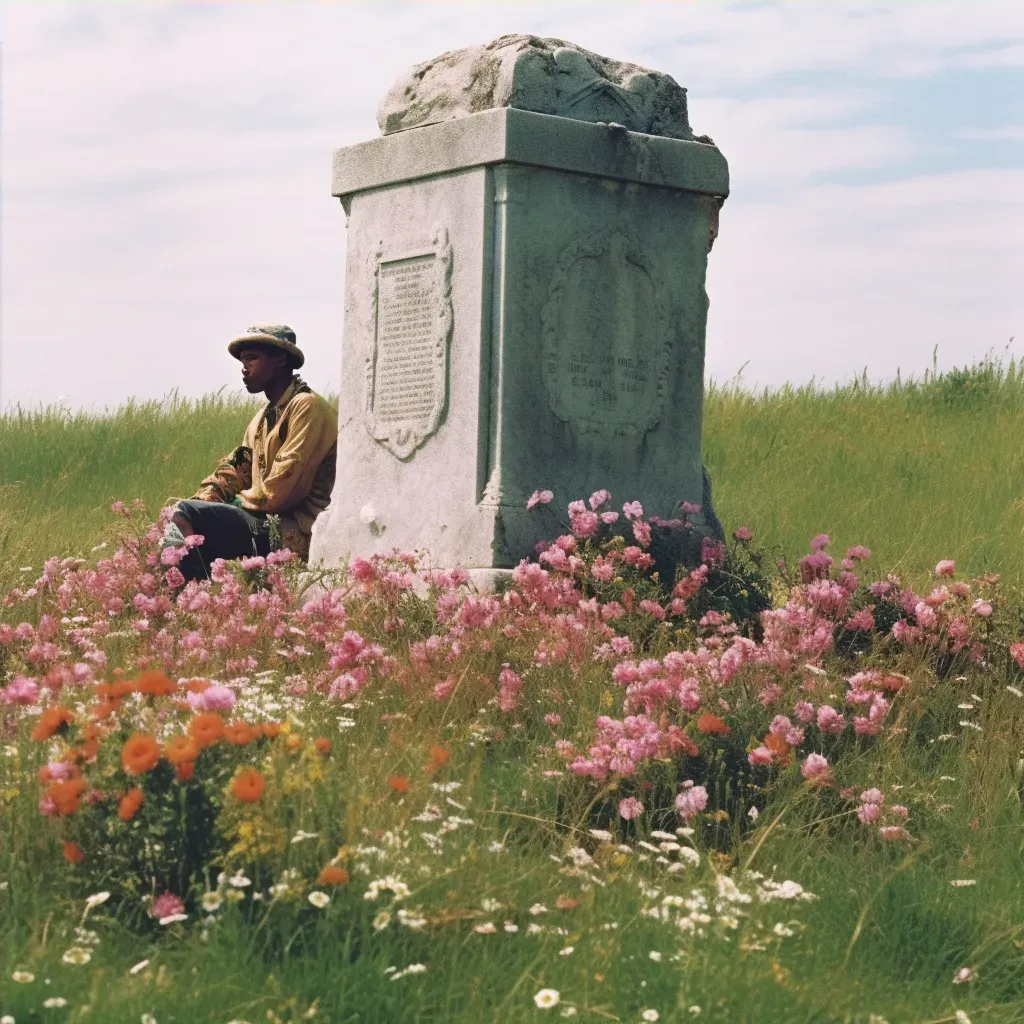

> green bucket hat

[{"left": 227, "top": 322, "right": 304, "bottom": 369}]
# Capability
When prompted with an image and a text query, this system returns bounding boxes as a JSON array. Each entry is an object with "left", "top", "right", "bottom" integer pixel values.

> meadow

[
  {"left": 2, "top": 356, "right": 1024, "bottom": 1024},
  {"left": 4, "top": 353, "right": 1024, "bottom": 590}
]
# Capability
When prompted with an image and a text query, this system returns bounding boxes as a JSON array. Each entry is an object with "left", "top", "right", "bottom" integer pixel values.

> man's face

[{"left": 239, "top": 346, "right": 288, "bottom": 393}]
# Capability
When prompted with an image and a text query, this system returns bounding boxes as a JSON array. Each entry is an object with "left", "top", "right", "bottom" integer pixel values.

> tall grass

[
  {"left": 0, "top": 392, "right": 259, "bottom": 585},
  {"left": 706, "top": 351, "right": 1024, "bottom": 585},
  {"left": 5, "top": 357, "right": 1024, "bottom": 1022},
  {"left": 4, "top": 355, "right": 1024, "bottom": 587}
]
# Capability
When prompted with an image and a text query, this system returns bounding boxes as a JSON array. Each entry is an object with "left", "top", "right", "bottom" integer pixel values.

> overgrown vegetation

[{"left": 3, "top": 357, "right": 1024, "bottom": 1023}]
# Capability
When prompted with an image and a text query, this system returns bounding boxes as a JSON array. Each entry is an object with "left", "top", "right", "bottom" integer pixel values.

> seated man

[{"left": 167, "top": 323, "right": 337, "bottom": 581}]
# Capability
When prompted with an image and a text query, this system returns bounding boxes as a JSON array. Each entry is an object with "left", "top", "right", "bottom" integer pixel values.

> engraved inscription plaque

[
  {"left": 541, "top": 228, "right": 671, "bottom": 439},
  {"left": 364, "top": 228, "right": 453, "bottom": 459}
]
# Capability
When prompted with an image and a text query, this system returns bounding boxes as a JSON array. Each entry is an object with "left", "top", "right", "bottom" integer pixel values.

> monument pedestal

[{"left": 310, "top": 37, "right": 729, "bottom": 576}]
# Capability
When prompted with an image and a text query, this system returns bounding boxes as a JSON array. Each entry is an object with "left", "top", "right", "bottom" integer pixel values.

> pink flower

[
  {"left": 878, "top": 825, "right": 910, "bottom": 841},
  {"left": 734, "top": 526, "right": 753, "bottom": 542},
  {"left": 798, "top": 551, "right": 833, "bottom": 583},
  {"left": 164, "top": 567, "right": 185, "bottom": 589},
  {"left": 845, "top": 608, "right": 875, "bottom": 632},
  {"left": 618, "top": 796, "right": 644, "bottom": 820},
  {"left": 845, "top": 545, "right": 872, "bottom": 561},
  {"left": 570, "top": 510, "right": 600, "bottom": 539},
  {"left": 890, "top": 804, "right": 909, "bottom": 818},
  {"left": 151, "top": 891, "right": 185, "bottom": 920},
  {"left": 935, "top": 559, "right": 956, "bottom": 577},
  {"left": 497, "top": 665, "right": 523, "bottom": 713},
  {"left": 3, "top": 675, "right": 40, "bottom": 704},
  {"left": 678, "top": 502, "right": 702, "bottom": 516},
  {"left": 972, "top": 599, "right": 992, "bottom": 617},
  {"left": 701, "top": 538, "right": 725, "bottom": 567},
  {"left": 160, "top": 546, "right": 185, "bottom": 567},
  {"left": 632, "top": 520, "right": 652, "bottom": 548},
  {"left": 857, "top": 802, "right": 881, "bottom": 824},
  {"left": 600, "top": 511, "right": 619, "bottom": 524},
  {"left": 527, "top": 489, "right": 554, "bottom": 510},
  {"left": 748, "top": 745, "right": 775, "bottom": 766},
  {"left": 432, "top": 677, "right": 456, "bottom": 701},
  {"left": 622, "top": 501, "right": 644, "bottom": 521},
  {"left": 675, "top": 781, "right": 708, "bottom": 820},
  {"left": 793, "top": 701, "right": 815, "bottom": 723},
  {"left": 46, "top": 760, "right": 74, "bottom": 781},
  {"left": 588, "top": 490, "right": 611, "bottom": 511},
  {"left": 801, "top": 753, "right": 831, "bottom": 783},
  {"left": 639, "top": 599, "right": 666, "bottom": 621},
  {"left": 859, "top": 787, "right": 884, "bottom": 805},
  {"left": 544, "top": 713, "right": 562, "bottom": 726},
  {"left": 188, "top": 684, "right": 236, "bottom": 712},
  {"left": 810, "top": 533, "right": 831, "bottom": 551},
  {"left": 1010, "top": 642, "right": 1024, "bottom": 668},
  {"left": 816, "top": 705, "right": 846, "bottom": 734}
]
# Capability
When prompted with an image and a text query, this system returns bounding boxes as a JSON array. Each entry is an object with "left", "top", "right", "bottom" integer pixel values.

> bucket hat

[{"left": 227, "top": 323, "right": 304, "bottom": 369}]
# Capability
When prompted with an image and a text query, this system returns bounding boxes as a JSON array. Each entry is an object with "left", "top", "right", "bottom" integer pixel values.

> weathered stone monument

[{"left": 309, "top": 34, "right": 729, "bottom": 581}]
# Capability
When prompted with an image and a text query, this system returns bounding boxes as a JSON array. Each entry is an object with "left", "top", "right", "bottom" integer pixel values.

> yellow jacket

[{"left": 192, "top": 378, "right": 337, "bottom": 559}]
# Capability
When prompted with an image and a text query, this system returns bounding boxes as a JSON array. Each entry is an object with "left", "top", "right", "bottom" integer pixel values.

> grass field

[
  {"left": 3, "top": 357, "right": 1024, "bottom": 1024},
  {"left": 4, "top": 355, "right": 1024, "bottom": 589}
]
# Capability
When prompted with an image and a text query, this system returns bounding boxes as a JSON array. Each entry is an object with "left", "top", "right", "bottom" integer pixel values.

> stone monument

[{"left": 309, "top": 34, "right": 729, "bottom": 582}]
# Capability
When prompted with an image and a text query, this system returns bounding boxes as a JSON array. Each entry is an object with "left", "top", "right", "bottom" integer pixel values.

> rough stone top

[{"left": 377, "top": 34, "right": 694, "bottom": 140}]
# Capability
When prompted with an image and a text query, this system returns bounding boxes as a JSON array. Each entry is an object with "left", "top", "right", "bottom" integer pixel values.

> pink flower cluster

[{"left": 567, "top": 714, "right": 696, "bottom": 780}]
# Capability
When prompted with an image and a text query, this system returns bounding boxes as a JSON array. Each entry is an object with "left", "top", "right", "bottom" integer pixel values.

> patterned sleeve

[{"left": 191, "top": 445, "right": 254, "bottom": 503}]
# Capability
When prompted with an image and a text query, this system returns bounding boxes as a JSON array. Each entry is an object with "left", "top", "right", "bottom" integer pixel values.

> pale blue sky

[{"left": 2, "top": 1, "right": 1022, "bottom": 409}]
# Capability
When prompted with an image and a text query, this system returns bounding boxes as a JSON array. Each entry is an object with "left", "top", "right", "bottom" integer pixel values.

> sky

[{"left": 2, "top": 1, "right": 1023, "bottom": 410}]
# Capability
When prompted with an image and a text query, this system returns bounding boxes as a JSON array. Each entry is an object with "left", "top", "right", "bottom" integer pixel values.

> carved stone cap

[{"left": 377, "top": 34, "right": 694, "bottom": 140}]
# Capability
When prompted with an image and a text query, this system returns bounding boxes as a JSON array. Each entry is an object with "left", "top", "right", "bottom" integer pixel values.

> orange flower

[
  {"left": 427, "top": 745, "right": 449, "bottom": 769},
  {"left": 188, "top": 713, "right": 225, "bottom": 748},
  {"left": 31, "top": 706, "right": 75, "bottom": 742},
  {"left": 135, "top": 669, "right": 178, "bottom": 696},
  {"left": 763, "top": 731, "right": 792, "bottom": 766},
  {"left": 121, "top": 734, "right": 160, "bottom": 775},
  {"left": 71, "top": 739, "right": 101, "bottom": 763},
  {"left": 63, "top": 841, "right": 85, "bottom": 864},
  {"left": 163, "top": 734, "right": 200, "bottom": 766},
  {"left": 183, "top": 679, "right": 211, "bottom": 693},
  {"left": 317, "top": 865, "right": 349, "bottom": 885},
  {"left": 175, "top": 761, "right": 195, "bottom": 783},
  {"left": 118, "top": 787, "right": 144, "bottom": 821},
  {"left": 696, "top": 714, "right": 731, "bottom": 735},
  {"left": 314, "top": 737, "right": 332, "bottom": 754},
  {"left": 261, "top": 722, "right": 282, "bottom": 739},
  {"left": 231, "top": 768, "right": 265, "bottom": 803},
  {"left": 224, "top": 721, "right": 255, "bottom": 746},
  {"left": 388, "top": 775, "right": 410, "bottom": 794},
  {"left": 48, "top": 777, "right": 87, "bottom": 816},
  {"left": 110, "top": 680, "right": 139, "bottom": 699},
  {"left": 285, "top": 734, "right": 303, "bottom": 752}
]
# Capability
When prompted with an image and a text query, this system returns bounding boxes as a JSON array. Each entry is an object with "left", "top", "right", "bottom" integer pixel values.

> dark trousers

[{"left": 173, "top": 500, "right": 272, "bottom": 582}]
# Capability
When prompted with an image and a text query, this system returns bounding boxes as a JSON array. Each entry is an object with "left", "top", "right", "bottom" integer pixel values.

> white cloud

[
  {"left": 956, "top": 126, "right": 1024, "bottom": 142},
  {"left": 707, "top": 168, "right": 1024, "bottom": 387},
  {"left": 2, "top": 2, "right": 1023, "bottom": 407}
]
